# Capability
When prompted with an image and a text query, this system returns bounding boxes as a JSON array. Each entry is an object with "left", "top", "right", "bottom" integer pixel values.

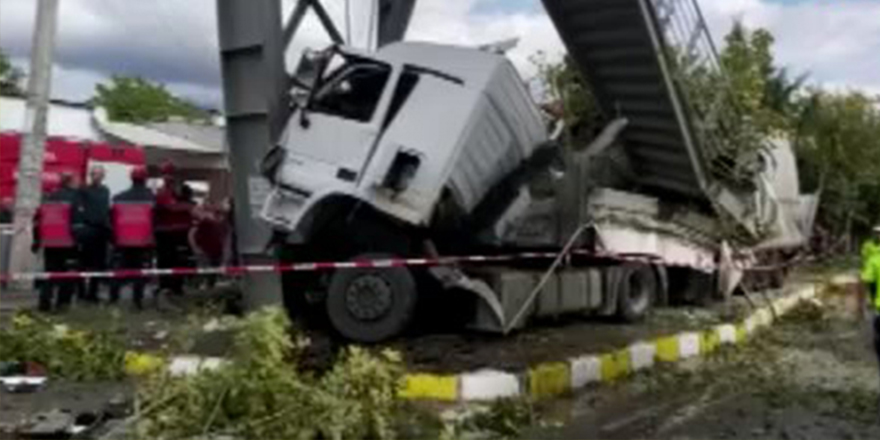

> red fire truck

[{"left": 0, "top": 132, "right": 146, "bottom": 206}]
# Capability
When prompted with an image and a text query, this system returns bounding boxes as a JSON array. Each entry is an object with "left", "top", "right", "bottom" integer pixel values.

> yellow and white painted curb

[
  {"left": 132, "top": 284, "right": 821, "bottom": 402},
  {"left": 398, "top": 284, "right": 819, "bottom": 402}
]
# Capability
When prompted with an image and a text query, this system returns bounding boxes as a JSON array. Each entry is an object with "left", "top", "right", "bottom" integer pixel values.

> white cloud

[
  {"left": 408, "top": 0, "right": 563, "bottom": 80},
  {"left": 1, "top": 0, "right": 220, "bottom": 105},
  {"left": 699, "top": 0, "right": 880, "bottom": 95},
  {"left": 0, "top": 0, "right": 877, "bottom": 109}
]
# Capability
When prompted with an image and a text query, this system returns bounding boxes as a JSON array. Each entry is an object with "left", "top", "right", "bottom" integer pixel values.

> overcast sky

[{"left": 1, "top": 0, "right": 878, "bottom": 109}]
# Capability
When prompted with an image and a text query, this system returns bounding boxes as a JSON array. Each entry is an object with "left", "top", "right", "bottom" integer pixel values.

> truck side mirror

[{"left": 383, "top": 150, "right": 421, "bottom": 193}]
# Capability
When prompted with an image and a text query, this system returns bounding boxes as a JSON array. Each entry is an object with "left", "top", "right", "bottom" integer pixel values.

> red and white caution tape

[
  {"left": 0, "top": 252, "right": 561, "bottom": 283},
  {"left": 0, "top": 249, "right": 756, "bottom": 284}
]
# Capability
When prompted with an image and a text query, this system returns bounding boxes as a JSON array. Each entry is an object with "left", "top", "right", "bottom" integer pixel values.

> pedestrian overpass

[{"left": 541, "top": 0, "right": 769, "bottom": 240}]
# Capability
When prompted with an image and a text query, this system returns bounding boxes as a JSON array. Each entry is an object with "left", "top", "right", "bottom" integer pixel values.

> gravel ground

[
  {"left": 528, "top": 286, "right": 880, "bottom": 439},
  {"left": 301, "top": 288, "right": 776, "bottom": 373}
]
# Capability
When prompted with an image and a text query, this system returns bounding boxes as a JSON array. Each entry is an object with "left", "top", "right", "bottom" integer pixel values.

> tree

[
  {"left": 719, "top": 22, "right": 800, "bottom": 136},
  {"left": 0, "top": 48, "right": 25, "bottom": 96},
  {"left": 796, "top": 90, "right": 880, "bottom": 239},
  {"left": 715, "top": 23, "right": 880, "bottom": 241},
  {"left": 763, "top": 67, "right": 808, "bottom": 122},
  {"left": 93, "top": 75, "right": 208, "bottom": 123},
  {"left": 531, "top": 52, "right": 601, "bottom": 148}
]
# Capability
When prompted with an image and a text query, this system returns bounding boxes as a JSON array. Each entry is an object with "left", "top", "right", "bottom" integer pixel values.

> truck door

[
  {"left": 363, "top": 67, "right": 470, "bottom": 224},
  {"left": 284, "top": 57, "right": 393, "bottom": 180}
]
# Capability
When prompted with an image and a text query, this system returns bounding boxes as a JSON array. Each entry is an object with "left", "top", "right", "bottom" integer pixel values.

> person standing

[
  {"left": 78, "top": 166, "right": 111, "bottom": 303},
  {"left": 32, "top": 172, "right": 83, "bottom": 312},
  {"left": 190, "top": 200, "right": 229, "bottom": 289},
  {"left": 154, "top": 161, "right": 194, "bottom": 296},
  {"left": 862, "top": 226, "right": 880, "bottom": 268},
  {"left": 109, "top": 166, "right": 155, "bottom": 309},
  {"left": 860, "top": 227, "right": 880, "bottom": 386},
  {"left": 862, "top": 227, "right": 880, "bottom": 309}
]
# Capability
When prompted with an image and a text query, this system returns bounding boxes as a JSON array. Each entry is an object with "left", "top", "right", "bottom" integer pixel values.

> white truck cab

[{"left": 262, "top": 42, "right": 547, "bottom": 242}]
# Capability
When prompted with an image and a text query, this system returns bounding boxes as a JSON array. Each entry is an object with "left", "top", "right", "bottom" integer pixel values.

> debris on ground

[
  {"left": 1, "top": 361, "right": 48, "bottom": 393},
  {"left": 782, "top": 298, "right": 828, "bottom": 329},
  {"left": 17, "top": 409, "right": 75, "bottom": 439},
  {"left": 439, "top": 398, "right": 541, "bottom": 440},
  {"left": 0, "top": 375, "right": 47, "bottom": 394}
]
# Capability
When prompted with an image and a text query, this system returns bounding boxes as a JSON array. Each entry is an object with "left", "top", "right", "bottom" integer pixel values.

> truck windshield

[{"left": 309, "top": 55, "right": 391, "bottom": 123}]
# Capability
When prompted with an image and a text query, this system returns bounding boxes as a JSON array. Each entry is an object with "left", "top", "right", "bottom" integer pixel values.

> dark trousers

[
  {"left": 39, "top": 249, "right": 76, "bottom": 312},
  {"left": 156, "top": 230, "right": 191, "bottom": 295},
  {"left": 110, "top": 248, "right": 150, "bottom": 308},
  {"left": 874, "top": 315, "right": 880, "bottom": 373},
  {"left": 79, "top": 228, "right": 109, "bottom": 301}
]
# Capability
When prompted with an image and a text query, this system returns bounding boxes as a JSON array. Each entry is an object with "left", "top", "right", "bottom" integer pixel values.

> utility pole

[
  {"left": 7, "top": 0, "right": 60, "bottom": 281},
  {"left": 216, "top": 0, "right": 288, "bottom": 308}
]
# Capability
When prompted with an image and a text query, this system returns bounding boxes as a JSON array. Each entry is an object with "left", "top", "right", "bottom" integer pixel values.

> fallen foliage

[
  {"left": 132, "top": 307, "right": 406, "bottom": 440},
  {"left": 442, "top": 398, "right": 538, "bottom": 440},
  {"left": 0, "top": 312, "right": 127, "bottom": 380}
]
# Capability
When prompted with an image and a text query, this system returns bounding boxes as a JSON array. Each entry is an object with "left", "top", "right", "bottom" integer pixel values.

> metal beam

[
  {"left": 377, "top": 0, "right": 416, "bottom": 47},
  {"left": 283, "top": 0, "right": 311, "bottom": 49},
  {"left": 311, "top": 0, "right": 345, "bottom": 45}
]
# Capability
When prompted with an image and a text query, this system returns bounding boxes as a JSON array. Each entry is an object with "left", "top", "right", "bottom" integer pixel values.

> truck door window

[
  {"left": 382, "top": 71, "right": 420, "bottom": 130},
  {"left": 310, "top": 60, "right": 391, "bottom": 123}
]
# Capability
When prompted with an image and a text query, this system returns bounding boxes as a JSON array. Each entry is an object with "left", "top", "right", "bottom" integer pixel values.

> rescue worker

[
  {"left": 862, "top": 226, "right": 880, "bottom": 268},
  {"left": 78, "top": 165, "right": 111, "bottom": 303},
  {"left": 154, "top": 161, "right": 194, "bottom": 296},
  {"left": 109, "top": 166, "right": 155, "bottom": 309},
  {"left": 190, "top": 200, "right": 229, "bottom": 289},
  {"left": 859, "top": 228, "right": 880, "bottom": 386},
  {"left": 862, "top": 227, "right": 880, "bottom": 303},
  {"left": 32, "top": 172, "right": 83, "bottom": 312}
]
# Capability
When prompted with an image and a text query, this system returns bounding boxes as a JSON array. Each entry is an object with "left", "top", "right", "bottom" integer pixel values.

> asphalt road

[{"left": 528, "top": 288, "right": 880, "bottom": 439}]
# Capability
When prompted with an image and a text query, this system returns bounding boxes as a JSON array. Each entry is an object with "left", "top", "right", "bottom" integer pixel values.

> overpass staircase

[{"left": 541, "top": 0, "right": 770, "bottom": 241}]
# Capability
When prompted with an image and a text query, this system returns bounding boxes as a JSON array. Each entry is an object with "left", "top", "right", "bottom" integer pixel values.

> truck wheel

[
  {"left": 616, "top": 264, "right": 657, "bottom": 322},
  {"left": 326, "top": 254, "right": 417, "bottom": 343}
]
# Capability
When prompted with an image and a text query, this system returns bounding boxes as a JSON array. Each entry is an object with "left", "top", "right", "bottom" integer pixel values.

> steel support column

[
  {"left": 377, "top": 0, "right": 416, "bottom": 47},
  {"left": 216, "top": 0, "right": 288, "bottom": 308}
]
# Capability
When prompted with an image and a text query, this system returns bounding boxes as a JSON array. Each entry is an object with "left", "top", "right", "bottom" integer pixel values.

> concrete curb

[{"left": 398, "top": 284, "right": 819, "bottom": 402}]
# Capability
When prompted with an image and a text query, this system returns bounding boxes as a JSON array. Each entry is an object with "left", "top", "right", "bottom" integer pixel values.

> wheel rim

[
  {"left": 344, "top": 274, "right": 394, "bottom": 321},
  {"left": 627, "top": 272, "right": 650, "bottom": 312}
]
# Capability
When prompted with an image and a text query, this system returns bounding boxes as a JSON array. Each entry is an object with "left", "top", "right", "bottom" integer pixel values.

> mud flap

[
  {"left": 428, "top": 266, "right": 507, "bottom": 331},
  {"left": 718, "top": 241, "right": 743, "bottom": 301},
  {"left": 598, "top": 266, "right": 621, "bottom": 316},
  {"left": 652, "top": 264, "right": 669, "bottom": 306}
]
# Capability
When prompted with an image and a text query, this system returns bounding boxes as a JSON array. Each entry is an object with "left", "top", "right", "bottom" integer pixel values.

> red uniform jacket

[{"left": 154, "top": 186, "right": 193, "bottom": 234}]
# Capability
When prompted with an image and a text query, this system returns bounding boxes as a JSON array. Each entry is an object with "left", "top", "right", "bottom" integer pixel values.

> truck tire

[
  {"left": 616, "top": 264, "right": 657, "bottom": 322},
  {"left": 326, "top": 254, "right": 417, "bottom": 343}
]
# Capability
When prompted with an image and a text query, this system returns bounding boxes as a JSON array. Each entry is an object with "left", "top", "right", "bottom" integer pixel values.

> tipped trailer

[{"left": 219, "top": 0, "right": 816, "bottom": 342}]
